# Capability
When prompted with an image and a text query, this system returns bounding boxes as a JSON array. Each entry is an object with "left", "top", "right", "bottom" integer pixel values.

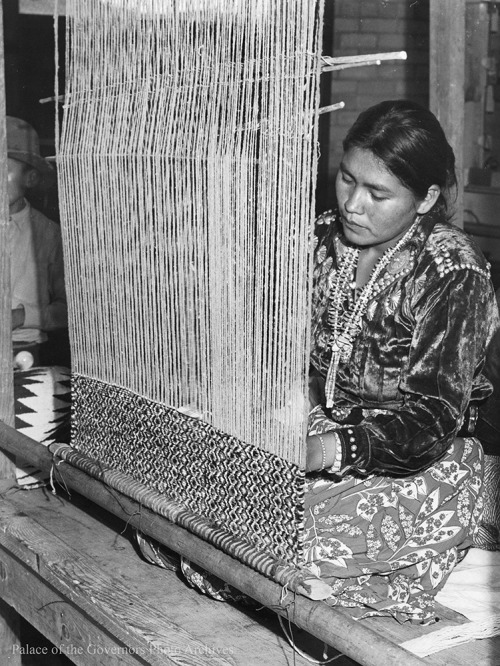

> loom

[{"left": 54, "top": 0, "right": 406, "bottom": 586}]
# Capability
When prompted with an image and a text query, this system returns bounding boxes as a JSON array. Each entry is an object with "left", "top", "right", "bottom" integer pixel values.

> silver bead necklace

[{"left": 324, "top": 220, "right": 418, "bottom": 408}]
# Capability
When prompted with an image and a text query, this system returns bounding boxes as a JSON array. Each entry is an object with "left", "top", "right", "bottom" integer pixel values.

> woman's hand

[
  {"left": 305, "top": 434, "right": 323, "bottom": 472},
  {"left": 308, "top": 374, "right": 324, "bottom": 411},
  {"left": 305, "top": 431, "right": 338, "bottom": 472}
]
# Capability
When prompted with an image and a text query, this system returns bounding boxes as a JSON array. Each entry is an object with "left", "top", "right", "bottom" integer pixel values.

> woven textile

[
  {"left": 72, "top": 374, "right": 305, "bottom": 562},
  {"left": 15, "top": 367, "right": 71, "bottom": 487},
  {"left": 475, "top": 454, "right": 500, "bottom": 550}
]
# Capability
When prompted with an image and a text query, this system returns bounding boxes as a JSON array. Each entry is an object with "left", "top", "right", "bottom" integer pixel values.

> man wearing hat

[
  {"left": 7, "top": 117, "right": 70, "bottom": 486},
  {"left": 7, "top": 116, "right": 68, "bottom": 365}
]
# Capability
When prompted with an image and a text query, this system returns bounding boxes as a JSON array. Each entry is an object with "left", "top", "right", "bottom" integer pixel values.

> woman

[{"left": 302, "top": 99, "right": 498, "bottom": 624}]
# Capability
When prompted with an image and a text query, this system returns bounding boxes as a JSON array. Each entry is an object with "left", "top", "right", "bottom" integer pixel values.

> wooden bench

[
  {"left": 0, "top": 424, "right": 498, "bottom": 666},
  {"left": 0, "top": 482, "right": 340, "bottom": 666}
]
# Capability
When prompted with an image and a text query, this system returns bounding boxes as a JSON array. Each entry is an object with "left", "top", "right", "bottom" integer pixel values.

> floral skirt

[{"left": 302, "top": 437, "right": 484, "bottom": 624}]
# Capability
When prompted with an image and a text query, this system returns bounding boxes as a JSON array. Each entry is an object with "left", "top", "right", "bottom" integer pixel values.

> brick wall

[{"left": 317, "top": 0, "right": 430, "bottom": 211}]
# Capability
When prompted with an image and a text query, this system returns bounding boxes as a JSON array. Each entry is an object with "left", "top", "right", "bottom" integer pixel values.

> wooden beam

[
  {"left": 0, "top": 0, "right": 22, "bottom": 657},
  {"left": 19, "top": 0, "right": 66, "bottom": 15},
  {"left": 0, "top": 0, "right": 13, "bottom": 439},
  {"left": 464, "top": 1, "right": 489, "bottom": 170},
  {"left": 429, "top": 0, "right": 466, "bottom": 227},
  {"left": 0, "top": 421, "right": 428, "bottom": 666},
  {"left": 0, "top": 497, "right": 238, "bottom": 666}
]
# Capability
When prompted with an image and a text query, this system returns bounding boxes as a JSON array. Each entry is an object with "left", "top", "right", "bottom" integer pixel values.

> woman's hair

[{"left": 342, "top": 99, "right": 457, "bottom": 218}]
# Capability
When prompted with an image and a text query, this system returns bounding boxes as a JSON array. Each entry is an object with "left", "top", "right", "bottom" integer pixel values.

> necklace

[{"left": 324, "top": 221, "right": 417, "bottom": 408}]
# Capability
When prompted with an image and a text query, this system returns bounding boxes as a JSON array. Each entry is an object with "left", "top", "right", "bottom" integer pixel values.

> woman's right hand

[{"left": 308, "top": 374, "right": 324, "bottom": 411}]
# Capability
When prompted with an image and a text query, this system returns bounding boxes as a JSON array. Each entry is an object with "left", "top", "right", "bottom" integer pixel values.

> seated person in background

[
  {"left": 7, "top": 117, "right": 71, "bottom": 483},
  {"left": 7, "top": 116, "right": 69, "bottom": 369},
  {"left": 303, "top": 99, "right": 498, "bottom": 624}
]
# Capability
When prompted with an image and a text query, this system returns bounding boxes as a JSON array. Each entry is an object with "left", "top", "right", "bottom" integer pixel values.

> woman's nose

[{"left": 344, "top": 187, "right": 364, "bottom": 214}]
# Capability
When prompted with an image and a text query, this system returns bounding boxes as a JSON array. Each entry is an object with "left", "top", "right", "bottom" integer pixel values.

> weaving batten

[{"left": 58, "top": 0, "right": 323, "bottom": 466}]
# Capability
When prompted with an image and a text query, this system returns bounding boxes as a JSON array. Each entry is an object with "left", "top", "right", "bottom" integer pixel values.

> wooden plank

[
  {"left": 5, "top": 425, "right": 498, "bottom": 666},
  {"left": 0, "top": 1, "right": 15, "bottom": 442},
  {"left": 0, "top": 423, "right": 428, "bottom": 666},
  {"left": 3, "top": 475, "right": 499, "bottom": 666},
  {"left": 7, "top": 482, "right": 500, "bottom": 666},
  {"left": 429, "top": 0, "right": 466, "bottom": 228},
  {"left": 0, "top": 598, "right": 21, "bottom": 664},
  {"left": 0, "top": 424, "right": 489, "bottom": 666},
  {"left": 0, "top": 0, "right": 22, "bottom": 659},
  {"left": 0, "top": 499, "right": 246, "bottom": 666},
  {"left": 0, "top": 486, "right": 349, "bottom": 666},
  {"left": 0, "top": 548, "right": 146, "bottom": 665},
  {"left": 464, "top": 1, "right": 489, "bottom": 170},
  {"left": 19, "top": 0, "right": 66, "bottom": 15}
]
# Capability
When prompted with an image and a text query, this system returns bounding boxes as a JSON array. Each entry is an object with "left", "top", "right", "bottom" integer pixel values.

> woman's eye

[
  {"left": 370, "top": 192, "right": 386, "bottom": 202},
  {"left": 341, "top": 172, "right": 353, "bottom": 184}
]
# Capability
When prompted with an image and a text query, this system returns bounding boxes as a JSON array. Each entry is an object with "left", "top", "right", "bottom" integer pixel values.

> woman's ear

[
  {"left": 25, "top": 168, "right": 40, "bottom": 190},
  {"left": 416, "top": 184, "right": 441, "bottom": 215}
]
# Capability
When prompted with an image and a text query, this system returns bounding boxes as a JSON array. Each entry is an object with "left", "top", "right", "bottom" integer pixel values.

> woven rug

[
  {"left": 475, "top": 455, "right": 500, "bottom": 550},
  {"left": 14, "top": 366, "right": 71, "bottom": 487},
  {"left": 401, "top": 548, "right": 500, "bottom": 657}
]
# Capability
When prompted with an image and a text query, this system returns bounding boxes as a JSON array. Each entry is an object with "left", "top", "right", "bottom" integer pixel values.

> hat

[{"left": 6, "top": 116, "right": 54, "bottom": 185}]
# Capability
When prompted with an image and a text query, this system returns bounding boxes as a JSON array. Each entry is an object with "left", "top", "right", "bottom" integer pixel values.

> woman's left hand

[
  {"left": 305, "top": 434, "right": 323, "bottom": 472},
  {"left": 305, "top": 431, "right": 338, "bottom": 472}
]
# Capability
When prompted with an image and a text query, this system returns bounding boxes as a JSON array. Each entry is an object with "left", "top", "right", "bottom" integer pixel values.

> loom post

[
  {"left": 0, "top": 1, "right": 14, "bottom": 448},
  {"left": 0, "top": 0, "right": 23, "bottom": 661}
]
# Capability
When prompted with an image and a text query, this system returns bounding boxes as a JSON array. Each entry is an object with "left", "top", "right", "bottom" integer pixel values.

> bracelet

[
  {"left": 317, "top": 434, "right": 327, "bottom": 471},
  {"left": 327, "top": 431, "right": 343, "bottom": 473}
]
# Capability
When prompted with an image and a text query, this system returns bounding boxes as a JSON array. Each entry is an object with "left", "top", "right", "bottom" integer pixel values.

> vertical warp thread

[{"left": 58, "top": 0, "right": 324, "bottom": 466}]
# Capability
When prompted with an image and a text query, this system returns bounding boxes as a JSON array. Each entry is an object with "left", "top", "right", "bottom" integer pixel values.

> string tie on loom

[
  {"left": 273, "top": 583, "right": 342, "bottom": 664},
  {"left": 48, "top": 443, "right": 72, "bottom": 497}
]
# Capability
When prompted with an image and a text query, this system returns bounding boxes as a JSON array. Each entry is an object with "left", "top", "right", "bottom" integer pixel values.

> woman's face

[{"left": 335, "top": 147, "right": 437, "bottom": 253}]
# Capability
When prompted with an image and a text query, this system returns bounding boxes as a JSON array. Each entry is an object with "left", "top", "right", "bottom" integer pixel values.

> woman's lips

[{"left": 342, "top": 216, "right": 364, "bottom": 230}]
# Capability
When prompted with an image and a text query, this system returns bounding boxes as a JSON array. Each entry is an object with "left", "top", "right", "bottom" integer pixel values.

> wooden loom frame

[{"left": 0, "top": 2, "right": 477, "bottom": 665}]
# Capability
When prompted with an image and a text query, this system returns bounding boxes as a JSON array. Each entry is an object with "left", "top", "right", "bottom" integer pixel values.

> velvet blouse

[{"left": 309, "top": 210, "right": 499, "bottom": 477}]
